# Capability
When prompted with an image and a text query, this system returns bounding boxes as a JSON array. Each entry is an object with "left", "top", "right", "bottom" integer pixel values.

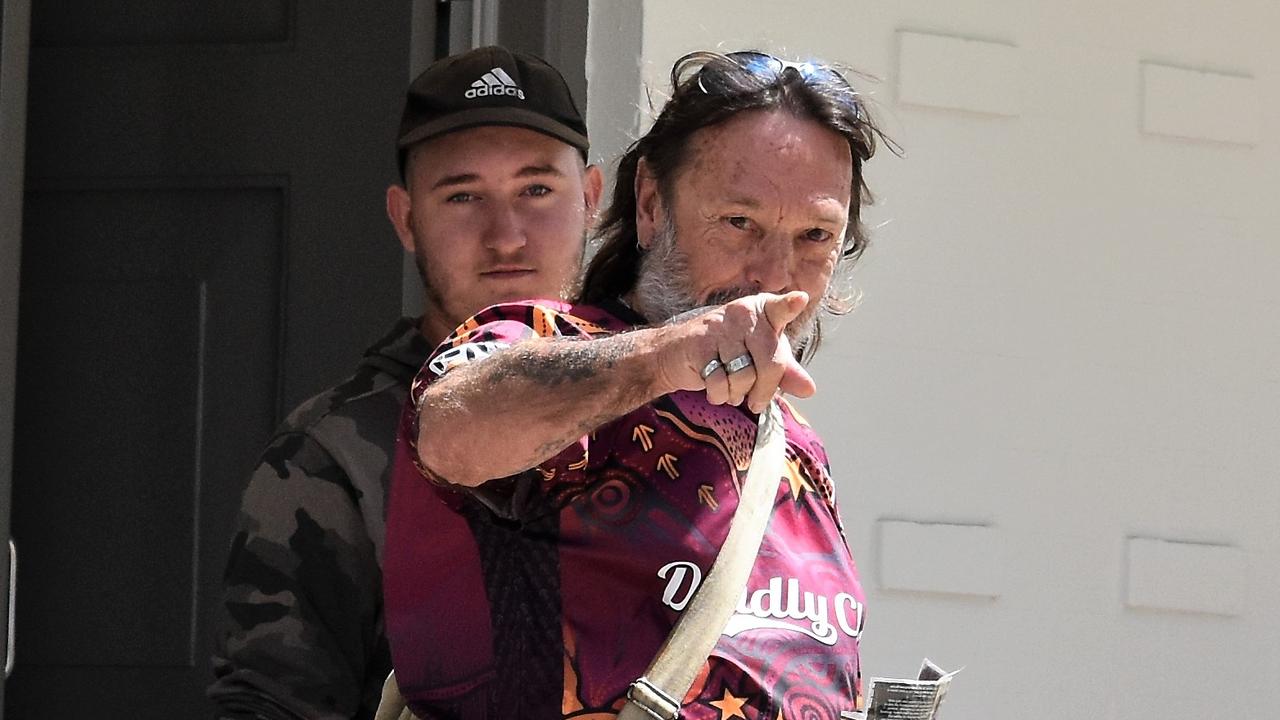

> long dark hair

[{"left": 580, "top": 50, "right": 895, "bottom": 358}]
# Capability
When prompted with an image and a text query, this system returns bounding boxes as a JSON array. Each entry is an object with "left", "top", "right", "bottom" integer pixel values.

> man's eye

[
  {"left": 726, "top": 216, "right": 750, "bottom": 230},
  {"left": 523, "top": 184, "right": 552, "bottom": 197},
  {"left": 446, "top": 192, "right": 477, "bottom": 203},
  {"left": 803, "top": 228, "right": 834, "bottom": 243}
]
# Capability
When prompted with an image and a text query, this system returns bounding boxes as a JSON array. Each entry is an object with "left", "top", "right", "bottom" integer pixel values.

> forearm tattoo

[
  {"left": 470, "top": 331, "right": 654, "bottom": 461},
  {"left": 482, "top": 332, "right": 639, "bottom": 388}
]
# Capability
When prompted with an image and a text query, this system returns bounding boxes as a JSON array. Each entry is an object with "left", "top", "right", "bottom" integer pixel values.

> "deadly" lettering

[{"left": 656, "top": 560, "right": 864, "bottom": 646}]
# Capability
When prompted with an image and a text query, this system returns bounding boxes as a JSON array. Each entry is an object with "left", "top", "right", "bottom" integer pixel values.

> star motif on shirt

[
  {"left": 783, "top": 455, "right": 814, "bottom": 501},
  {"left": 710, "top": 688, "right": 748, "bottom": 720}
]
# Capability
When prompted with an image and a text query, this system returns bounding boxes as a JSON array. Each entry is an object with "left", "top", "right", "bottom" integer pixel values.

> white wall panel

[
  {"left": 878, "top": 520, "right": 1002, "bottom": 598},
  {"left": 896, "top": 31, "right": 1020, "bottom": 116},
  {"left": 1142, "top": 63, "right": 1261, "bottom": 145},
  {"left": 1125, "top": 537, "right": 1247, "bottom": 616}
]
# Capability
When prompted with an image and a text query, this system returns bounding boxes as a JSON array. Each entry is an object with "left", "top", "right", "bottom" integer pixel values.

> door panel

[
  {"left": 14, "top": 184, "right": 282, "bottom": 672},
  {"left": 9, "top": 179, "right": 285, "bottom": 713},
  {"left": 30, "top": 0, "right": 291, "bottom": 47},
  {"left": 18, "top": 275, "right": 203, "bottom": 668}
]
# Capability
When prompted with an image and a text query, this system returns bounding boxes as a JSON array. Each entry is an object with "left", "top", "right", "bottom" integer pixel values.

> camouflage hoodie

[{"left": 209, "top": 318, "right": 432, "bottom": 720}]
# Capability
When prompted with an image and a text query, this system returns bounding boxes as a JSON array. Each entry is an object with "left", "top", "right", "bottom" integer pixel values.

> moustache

[{"left": 703, "top": 286, "right": 759, "bottom": 306}]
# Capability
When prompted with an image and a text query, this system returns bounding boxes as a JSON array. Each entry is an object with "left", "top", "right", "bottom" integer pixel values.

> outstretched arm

[{"left": 416, "top": 291, "right": 815, "bottom": 487}]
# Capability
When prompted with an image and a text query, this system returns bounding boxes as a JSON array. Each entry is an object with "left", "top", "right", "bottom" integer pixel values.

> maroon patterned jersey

[{"left": 384, "top": 300, "right": 866, "bottom": 719}]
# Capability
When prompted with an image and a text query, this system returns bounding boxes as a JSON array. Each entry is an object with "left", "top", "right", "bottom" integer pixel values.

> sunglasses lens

[{"left": 729, "top": 50, "right": 783, "bottom": 74}]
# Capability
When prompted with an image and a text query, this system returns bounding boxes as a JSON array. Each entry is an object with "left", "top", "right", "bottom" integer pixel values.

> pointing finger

[{"left": 761, "top": 291, "right": 809, "bottom": 334}]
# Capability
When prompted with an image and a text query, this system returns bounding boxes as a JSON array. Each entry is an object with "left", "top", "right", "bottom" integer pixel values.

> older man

[
  {"left": 209, "top": 46, "right": 601, "bottom": 720},
  {"left": 384, "top": 50, "right": 887, "bottom": 719}
]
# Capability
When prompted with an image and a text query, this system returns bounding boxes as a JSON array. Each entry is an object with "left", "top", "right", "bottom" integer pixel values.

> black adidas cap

[{"left": 397, "top": 45, "right": 590, "bottom": 178}]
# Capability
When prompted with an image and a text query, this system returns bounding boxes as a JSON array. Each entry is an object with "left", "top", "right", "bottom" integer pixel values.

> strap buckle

[{"left": 627, "top": 677, "right": 681, "bottom": 720}]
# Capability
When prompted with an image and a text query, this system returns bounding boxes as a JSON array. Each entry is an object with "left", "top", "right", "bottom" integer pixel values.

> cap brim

[{"left": 398, "top": 107, "right": 589, "bottom": 155}]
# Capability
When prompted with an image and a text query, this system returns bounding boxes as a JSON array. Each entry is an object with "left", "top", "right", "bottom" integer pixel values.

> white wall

[{"left": 587, "top": 1, "right": 1280, "bottom": 717}]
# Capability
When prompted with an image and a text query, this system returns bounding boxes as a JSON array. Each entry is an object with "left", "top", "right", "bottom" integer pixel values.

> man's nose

[
  {"left": 746, "top": 236, "right": 793, "bottom": 293},
  {"left": 483, "top": 201, "right": 527, "bottom": 254}
]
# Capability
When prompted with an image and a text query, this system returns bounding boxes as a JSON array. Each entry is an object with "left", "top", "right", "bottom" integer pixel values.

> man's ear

[
  {"left": 386, "top": 184, "right": 415, "bottom": 254},
  {"left": 634, "top": 157, "right": 662, "bottom": 250},
  {"left": 582, "top": 163, "right": 604, "bottom": 227}
]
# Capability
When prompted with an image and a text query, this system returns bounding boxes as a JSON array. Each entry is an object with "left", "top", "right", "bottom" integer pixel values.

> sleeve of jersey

[{"left": 404, "top": 301, "right": 603, "bottom": 493}]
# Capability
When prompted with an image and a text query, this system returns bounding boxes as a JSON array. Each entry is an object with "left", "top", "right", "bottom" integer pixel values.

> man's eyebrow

[
  {"left": 812, "top": 196, "right": 851, "bottom": 225},
  {"left": 430, "top": 164, "right": 565, "bottom": 191},
  {"left": 721, "top": 196, "right": 761, "bottom": 208},
  {"left": 431, "top": 173, "right": 480, "bottom": 191},
  {"left": 719, "top": 195, "right": 847, "bottom": 225},
  {"left": 515, "top": 164, "right": 565, "bottom": 178}
]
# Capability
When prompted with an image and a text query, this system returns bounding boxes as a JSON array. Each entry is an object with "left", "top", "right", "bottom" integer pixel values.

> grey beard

[
  {"left": 631, "top": 217, "right": 824, "bottom": 347},
  {"left": 630, "top": 218, "right": 700, "bottom": 324}
]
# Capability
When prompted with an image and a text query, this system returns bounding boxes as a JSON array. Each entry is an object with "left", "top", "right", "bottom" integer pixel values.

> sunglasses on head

[
  {"left": 695, "top": 50, "right": 864, "bottom": 120},
  {"left": 729, "top": 50, "right": 824, "bottom": 78}
]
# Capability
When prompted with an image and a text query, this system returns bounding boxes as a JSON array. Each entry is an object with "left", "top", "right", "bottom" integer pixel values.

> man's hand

[{"left": 657, "top": 291, "right": 816, "bottom": 413}]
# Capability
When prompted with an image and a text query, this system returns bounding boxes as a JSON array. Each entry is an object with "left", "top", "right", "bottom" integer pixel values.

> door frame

[{"left": 0, "top": 0, "right": 32, "bottom": 713}]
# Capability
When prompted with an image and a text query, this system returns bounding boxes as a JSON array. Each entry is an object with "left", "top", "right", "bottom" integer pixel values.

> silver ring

[
  {"left": 700, "top": 358, "right": 723, "bottom": 379},
  {"left": 724, "top": 354, "right": 753, "bottom": 374}
]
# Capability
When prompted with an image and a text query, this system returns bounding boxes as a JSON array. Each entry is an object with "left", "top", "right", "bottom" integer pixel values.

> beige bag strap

[
  {"left": 374, "top": 671, "right": 418, "bottom": 720},
  {"left": 620, "top": 402, "right": 788, "bottom": 720}
]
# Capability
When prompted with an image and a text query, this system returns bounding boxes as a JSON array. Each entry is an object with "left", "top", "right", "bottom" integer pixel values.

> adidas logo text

[{"left": 465, "top": 67, "right": 525, "bottom": 100}]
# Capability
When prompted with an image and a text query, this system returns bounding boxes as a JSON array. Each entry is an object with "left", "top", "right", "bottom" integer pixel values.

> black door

[{"left": 7, "top": 2, "right": 412, "bottom": 717}]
